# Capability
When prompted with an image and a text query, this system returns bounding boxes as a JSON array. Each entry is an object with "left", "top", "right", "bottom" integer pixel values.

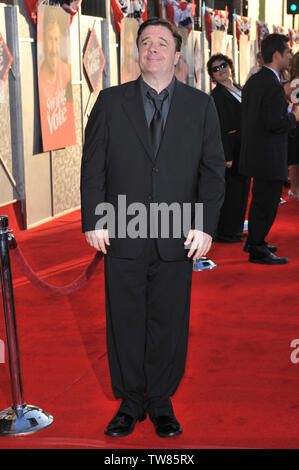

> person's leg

[
  {"left": 104, "top": 244, "right": 151, "bottom": 420},
  {"left": 216, "top": 170, "right": 250, "bottom": 241},
  {"left": 247, "top": 178, "right": 283, "bottom": 252},
  {"left": 143, "top": 240, "right": 193, "bottom": 418},
  {"left": 246, "top": 178, "right": 289, "bottom": 264}
]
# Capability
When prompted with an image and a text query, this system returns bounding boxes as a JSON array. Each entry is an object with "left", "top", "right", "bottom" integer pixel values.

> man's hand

[
  {"left": 184, "top": 230, "right": 212, "bottom": 260},
  {"left": 226, "top": 160, "right": 233, "bottom": 168},
  {"left": 85, "top": 229, "right": 110, "bottom": 254}
]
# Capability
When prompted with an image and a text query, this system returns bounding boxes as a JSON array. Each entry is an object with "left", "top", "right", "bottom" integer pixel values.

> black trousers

[
  {"left": 104, "top": 239, "right": 193, "bottom": 419},
  {"left": 247, "top": 178, "right": 283, "bottom": 251},
  {"left": 216, "top": 166, "right": 251, "bottom": 237}
]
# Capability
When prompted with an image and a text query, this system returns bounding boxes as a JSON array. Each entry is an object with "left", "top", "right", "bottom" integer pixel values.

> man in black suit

[
  {"left": 80, "top": 18, "right": 225, "bottom": 437},
  {"left": 240, "top": 33, "right": 299, "bottom": 265}
]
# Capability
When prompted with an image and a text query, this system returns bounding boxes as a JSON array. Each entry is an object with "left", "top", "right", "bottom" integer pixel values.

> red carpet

[{"left": 0, "top": 195, "right": 299, "bottom": 449}]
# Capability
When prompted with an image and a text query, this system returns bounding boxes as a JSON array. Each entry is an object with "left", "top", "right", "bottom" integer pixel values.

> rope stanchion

[
  {"left": 0, "top": 215, "right": 53, "bottom": 435},
  {"left": 10, "top": 242, "right": 103, "bottom": 296}
]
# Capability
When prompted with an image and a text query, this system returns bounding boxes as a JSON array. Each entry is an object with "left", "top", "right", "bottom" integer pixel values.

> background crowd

[{"left": 207, "top": 33, "right": 299, "bottom": 265}]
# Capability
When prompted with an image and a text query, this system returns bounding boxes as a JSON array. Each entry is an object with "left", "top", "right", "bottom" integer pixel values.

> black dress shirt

[{"left": 139, "top": 76, "right": 175, "bottom": 129}]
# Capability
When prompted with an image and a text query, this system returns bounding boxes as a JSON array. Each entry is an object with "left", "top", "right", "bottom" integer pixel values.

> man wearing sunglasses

[{"left": 240, "top": 33, "right": 299, "bottom": 265}]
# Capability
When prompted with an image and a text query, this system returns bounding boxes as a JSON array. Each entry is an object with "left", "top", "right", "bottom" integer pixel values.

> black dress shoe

[
  {"left": 243, "top": 242, "right": 277, "bottom": 253},
  {"left": 105, "top": 411, "right": 146, "bottom": 437},
  {"left": 150, "top": 415, "right": 182, "bottom": 438},
  {"left": 249, "top": 252, "right": 289, "bottom": 265},
  {"left": 214, "top": 234, "right": 243, "bottom": 243}
]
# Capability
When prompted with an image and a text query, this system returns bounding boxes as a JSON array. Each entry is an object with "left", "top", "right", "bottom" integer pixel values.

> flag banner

[
  {"left": 56, "top": 0, "right": 82, "bottom": 16},
  {"left": 111, "top": 0, "right": 147, "bottom": 35},
  {"left": 25, "top": 0, "right": 38, "bottom": 24},
  {"left": 204, "top": 6, "right": 229, "bottom": 43},
  {"left": 164, "top": 0, "right": 195, "bottom": 34},
  {"left": 256, "top": 20, "right": 269, "bottom": 49},
  {"left": 273, "top": 25, "right": 285, "bottom": 34},
  {"left": 289, "top": 28, "right": 299, "bottom": 49},
  {"left": 25, "top": 0, "right": 81, "bottom": 26},
  {"left": 234, "top": 14, "right": 250, "bottom": 44},
  {"left": 37, "top": 5, "right": 76, "bottom": 152}
]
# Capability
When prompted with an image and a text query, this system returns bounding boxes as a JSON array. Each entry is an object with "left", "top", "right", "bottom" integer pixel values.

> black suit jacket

[
  {"left": 80, "top": 77, "right": 225, "bottom": 260},
  {"left": 211, "top": 82, "right": 242, "bottom": 164},
  {"left": 239, "top": 66, "right": 296, "bottom": 180}
]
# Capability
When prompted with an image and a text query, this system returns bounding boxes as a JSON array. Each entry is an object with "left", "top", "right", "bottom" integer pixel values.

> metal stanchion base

[{"left": 0, "top": 404, "right": 54, "bottom": 436}]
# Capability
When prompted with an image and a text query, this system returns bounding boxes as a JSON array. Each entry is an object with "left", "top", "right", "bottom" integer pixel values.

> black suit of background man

[{"left": 239, "top": 33, "right": 299, "bottom": 265}]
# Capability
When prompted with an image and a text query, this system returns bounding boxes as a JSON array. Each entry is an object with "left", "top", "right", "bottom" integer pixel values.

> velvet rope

[{"left": 10, "top": 245, "right": 103, "bottom": 296}]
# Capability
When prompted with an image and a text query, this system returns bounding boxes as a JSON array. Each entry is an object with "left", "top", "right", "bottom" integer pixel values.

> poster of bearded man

[{"left": 37, "top": 5, "right": 76, "bottom": 151}]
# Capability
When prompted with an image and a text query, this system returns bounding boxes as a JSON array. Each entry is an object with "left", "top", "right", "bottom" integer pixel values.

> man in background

[{"left": 240, "top": 33, "right": 299, "bottom": 265}]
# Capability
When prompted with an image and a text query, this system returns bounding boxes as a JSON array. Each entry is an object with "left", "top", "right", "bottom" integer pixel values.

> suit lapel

[
  {"left": 261, "top": 66, "right": 283, "bottom": 88},
  {"left": 121, "top": 77, "right": 155, "bottom": 164}
]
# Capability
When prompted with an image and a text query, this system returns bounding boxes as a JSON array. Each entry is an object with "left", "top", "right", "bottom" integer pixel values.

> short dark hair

[
  {"left": 261, "top": 33, "right": 290, "bottom": 64},
  {"left": 136, "top": 17, "right": 182, "bottom": 52},
  {"left": 207, "top": 53, "right": 235, "bottom": 81}
]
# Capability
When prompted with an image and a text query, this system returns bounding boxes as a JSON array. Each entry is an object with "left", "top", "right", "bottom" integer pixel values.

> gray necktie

[{"left": 147, "top": 90, "right": 168, "bottom": 157}]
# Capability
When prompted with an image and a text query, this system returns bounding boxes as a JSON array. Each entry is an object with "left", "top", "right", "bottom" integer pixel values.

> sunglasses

[{"left": 211, "top": 62, "right": 229, "bottom": 74}]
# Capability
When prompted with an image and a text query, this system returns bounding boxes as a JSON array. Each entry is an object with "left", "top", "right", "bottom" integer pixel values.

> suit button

[
  {"left": 148, "top": 194, "right": 153, "bottom": 201},
  {"left": 152, "top": 167, "right": 159, "bottom": 173}
]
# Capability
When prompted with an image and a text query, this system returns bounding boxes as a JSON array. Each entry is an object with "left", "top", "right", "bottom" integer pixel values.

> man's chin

[{"left": 141, "top": 64, "right": 163, "bottom": 74}]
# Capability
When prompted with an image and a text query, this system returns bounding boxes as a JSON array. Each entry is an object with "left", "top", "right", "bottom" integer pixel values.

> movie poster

[
  {"left": 193, "top": 36, "right": 202, "bottom": 85},
  {"left": 120, "top": 18, "right": 140, "bottom": 84},
  {"left": 239, "top": 34, "right": 251, "bottom": 86},
  {"left": 175, "top": 26, "right": 188, "bottom": 84},
  {"left": 205, "top": 7, "right": 229, "bottom": 56},
  {"left": 211, "top": 29, "right": 227, "bottom": 55},
  {"left": 37, "top": 5, "right": 76, "bottom": 152}
]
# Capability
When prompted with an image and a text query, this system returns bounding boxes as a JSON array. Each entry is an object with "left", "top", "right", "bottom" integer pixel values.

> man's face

[
  {"left": 278, "top": 44, "right": 292, "bottom": 71},
  {"left": 138, "top": 25, "right": 180, "bottom": 78},
  {"left": 44, "top": 22, "right": 61, "bottom": 75}
]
